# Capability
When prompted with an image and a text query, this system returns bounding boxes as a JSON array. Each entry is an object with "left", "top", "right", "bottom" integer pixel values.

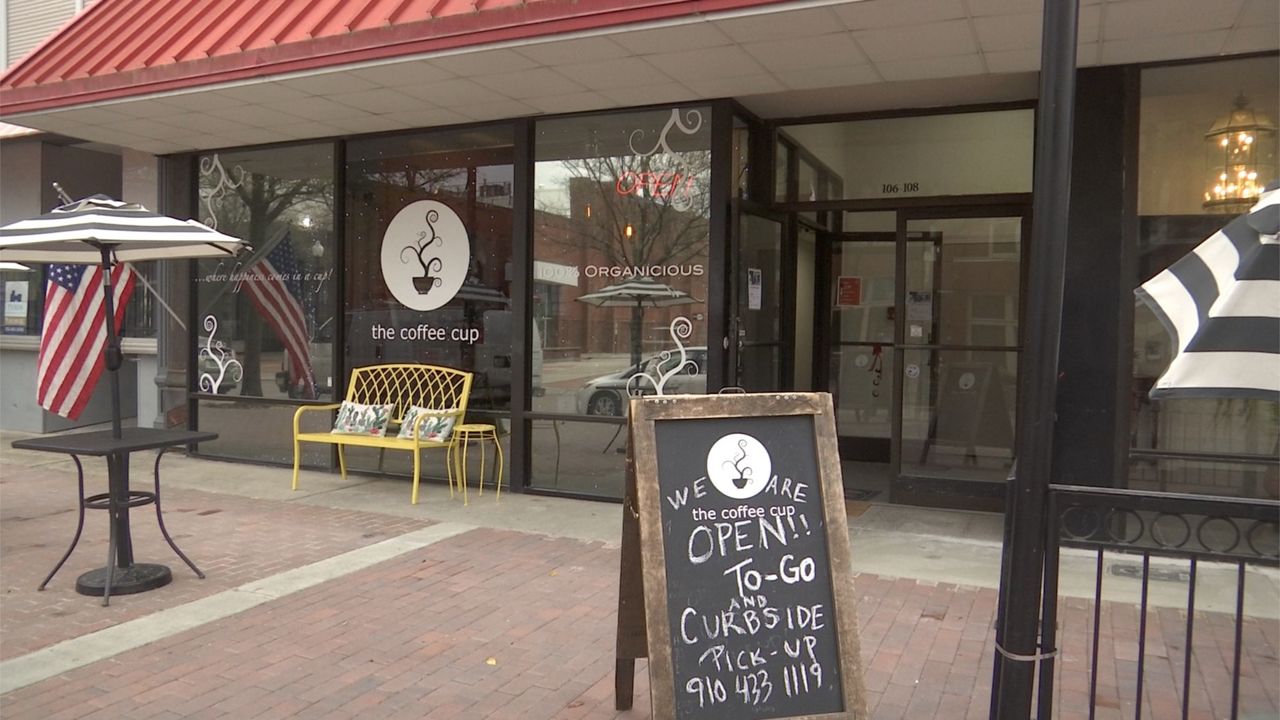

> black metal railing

[{"left": 1037, "top": 485, "right": 1279, "bottom": 720}]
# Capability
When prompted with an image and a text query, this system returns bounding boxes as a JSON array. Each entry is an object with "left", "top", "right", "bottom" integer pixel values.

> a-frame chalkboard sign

[{"left": 616, "top": 392, "right": 867, "bottom": 720}]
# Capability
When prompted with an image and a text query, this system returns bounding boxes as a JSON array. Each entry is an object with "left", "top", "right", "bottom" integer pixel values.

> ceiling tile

[
  {"left": 974, "top": 14, "right": 1040, "bottom": 52},
  {"left": 323, "top": 115, "right": 411, "bottom": 134},
  {"left": 1076, "top": 43, "right": 1100, "bottom": 67},
  {"left": 713, "top": 7, "right": 844, "bottom": 43},
  {"left": 261, "top": 96, "right": 373, "bottom": 121},
  {"left": 1223, "top": 24, "right": 1280, "bottom": 54},
  {"left": 106, "top": 118, "right": 193, "bottom": 140},
  {"left": 274, "top": 121, "right": 349, "bottom": 140},
  {"left": 854, "top": 20, "right": 977, "bottom": 62},
  {"left": 599, "top": 83, "right": 698, "bottom": 107},
  {"left": 682, "top": 73, "right": 786, "bottom": 99},
  {"left": 834, "top": 0, "right": 966, "bottom": 30},
  {"left": 742, "top": 33, "right": 867, "bottom": 72},
  {"left": 773, "top": 64, "right": 882, "bottom": 91},
  {"left": 516, "top": 37, "right": 629, "bottom": 66},
  {"left": 983, "top": 49, "right": 1040, "bottom": 74},
  {"left": 1237, "top": 0, "right": 1279, "bottom": 27},
  {"left": 523, "top": 91, "right": 613, "bottom": 115},
  {"left": 397, "top": 78, "right": 509, "bottom": 106},
  {"left": 454, "top": 100, "right": 540, "bottom": 122},
  {"left": 430, "top": 49, "right": 532, "bottom": 76},
  {"left": 380, "top": 109, "right": 472, "bottom": 128},
  {"left": 61, "top": 107, "right": 136, "bottom": 126},
  {"left": 644, "top": 46, "right": 765, "bottom": 81},
  {"left": 161, "top": 113, "right": 255, "bottom": 135},
  {"left": 473, "top": 68, "right": 585, "bottom": 99},
  {"left": 206, "top": 104, "right": 306, "bottom": 128},
  {"left": 1100, "top": 30, "right": 1229, "bottom": 64},
  {"left": 1102, "top": 0, "right": 1241, "bottom": 41},
  {"left": 152, "top": 91, "right": 248, "bottom": 112},
  {"left": 876, "top": 54, "right": 986, "bottom": 82},
  {"left": 611, "top": 23, "right": 734, "bottom": 55},
  {"left": 217, "top": 127, "right": 291, "bottom": 146},
  {"left": 278, "top": 72, "right": 381, "bottom": 96},
  {"left": 966, "top": 0, "right": 1103, "bottom": 15},
  {"left": 555, "top": 57, "right": 673, "bottom": 91},
  {"left": 347, "top": 60, "right": 456, "bottom": 88},
  {"left": 328, "top": 88, "right": 426, "bottom": 115},
  {"left": 214, "top": 83, "right": 311, "bottom": 105},
  {"left": 101, "top": 99, "right": 187, "bottom": 119}
]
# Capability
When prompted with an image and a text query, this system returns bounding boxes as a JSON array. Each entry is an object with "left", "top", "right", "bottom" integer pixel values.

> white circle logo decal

[
  {"left": 706, "top": 433, "right": 771, "bottom": 499},
  {"left": 959, "top": 372, "right": 976, "bottom": 390},
  {"left": 381, "top": 200, "right": 470, "bottom": 311}
]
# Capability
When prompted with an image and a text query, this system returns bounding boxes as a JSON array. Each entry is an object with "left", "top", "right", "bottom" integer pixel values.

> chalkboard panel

[{"left": 632, "top": 393, "right": 866, "bottom": 720}]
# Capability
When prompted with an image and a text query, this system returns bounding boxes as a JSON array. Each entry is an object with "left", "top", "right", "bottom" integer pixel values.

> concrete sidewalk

[{"left": 1, "top": 430, "right": 1276, "bottom": 719}]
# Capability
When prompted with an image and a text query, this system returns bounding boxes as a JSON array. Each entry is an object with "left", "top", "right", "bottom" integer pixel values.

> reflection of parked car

[{"left": 577, "top": 347, "right": 707, "bottom": 416}]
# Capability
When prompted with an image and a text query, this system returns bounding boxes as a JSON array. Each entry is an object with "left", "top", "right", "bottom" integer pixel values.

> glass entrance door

[
  {"left": 729, "top": 211, "right": 786, "bottom": 391},
  {"left": 817, "top": 214, "right": 897, "bottom": 500},
  {"left": 896, "top": 212, "right": 1026, "bottom": 506}
]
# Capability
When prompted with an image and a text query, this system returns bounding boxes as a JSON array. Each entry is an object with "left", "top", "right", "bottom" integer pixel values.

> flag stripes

[
  {"left": 36, "top": 263, "right": 136, "bottom": 419},
  {"left": 241, "top": 236, "right": 314, "bottom": 397}
]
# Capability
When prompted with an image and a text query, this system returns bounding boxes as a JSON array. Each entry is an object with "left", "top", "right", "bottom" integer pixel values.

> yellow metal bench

[{"left": 291, "top": 364, "right": 473, "bottom": 504}]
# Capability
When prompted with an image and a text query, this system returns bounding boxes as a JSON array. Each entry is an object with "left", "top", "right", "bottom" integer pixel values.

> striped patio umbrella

[
  {"left": 1135, "top": 187, "right": 1279, "bottom": 401},
  {"left": 576, "top": 277, "right": 695, "bottom": 368},
  {"left": 0, "top": 194, "right": 248, "bottom": 437}
]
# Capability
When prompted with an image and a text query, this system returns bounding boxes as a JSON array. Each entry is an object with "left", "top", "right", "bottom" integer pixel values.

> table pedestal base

[{"left": 76, "top": 564, "right": 171, "bottom": 597}]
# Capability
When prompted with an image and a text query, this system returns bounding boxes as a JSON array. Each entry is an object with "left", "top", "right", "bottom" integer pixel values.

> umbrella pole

[
  {"left": 99, "top": 248, "right": 124, "bottom": 440},
  {"left": 630, "top": 304, "right": 644, "bottom": 370}
]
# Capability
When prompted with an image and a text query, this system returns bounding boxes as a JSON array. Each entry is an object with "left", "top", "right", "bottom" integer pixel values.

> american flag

[
  {"left": 37, "top": 262, "right": 136, "bottom": 419},
  {"left": 242, "top": 234, "right": 315, "bottom": 397}
]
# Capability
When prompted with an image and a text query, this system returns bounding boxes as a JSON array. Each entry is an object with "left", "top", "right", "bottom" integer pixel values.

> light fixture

[
  {"left": 311, "top": 239, "right": 325, "bottom": 259},
  {"left": 624, "top": 223, "right": 634, "bottom": 238},
  {"left": 1203, "top": 94, "right": 1276, "bottom": 213}
]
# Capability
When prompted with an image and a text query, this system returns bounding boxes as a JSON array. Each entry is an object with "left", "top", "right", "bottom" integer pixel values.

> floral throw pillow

[
  {"left": 397, "top": 406, "right": 457, "bottom": 442},
  {"left": 331, "top": 401, "right": 394, "bottom": 436}
]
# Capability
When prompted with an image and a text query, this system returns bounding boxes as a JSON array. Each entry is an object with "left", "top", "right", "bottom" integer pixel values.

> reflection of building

[{"left": 0, "top": 1, "right": 1275, "bottom": 507}]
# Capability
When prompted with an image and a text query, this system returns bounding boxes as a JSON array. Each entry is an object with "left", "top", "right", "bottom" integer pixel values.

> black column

[{"left": 1052, "top": 65, "right": 1138, "bottom": 488}]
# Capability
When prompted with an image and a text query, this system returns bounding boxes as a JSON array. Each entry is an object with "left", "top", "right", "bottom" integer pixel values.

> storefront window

[
  {"left": 781, "top": 109, "right": 1034, "bottom": 201},
  {"left": 531, "top": 107, "right": 712, "bottom": 495},
  {"left": 345, "top": 125, "right": 515, "bottom": 419},
  {"left": 1133, "top": 56, "right": 1279, "bottom": 499},
  {"left": 194, "top": 143, "right": 337, "bottom": 463}
]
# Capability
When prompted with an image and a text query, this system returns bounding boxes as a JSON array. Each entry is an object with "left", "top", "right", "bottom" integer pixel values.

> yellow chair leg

[
  {"left": 411, "top": 449, "right": 421, "bottom": 505},
  {"left": 337, "top": 445, "right": 347, "bottom": 480},
  {"left": 461, "top": 436, "right": 470, "bottom": 506},
  {"left": 494, "top": 432, "right": 504, "bottom": 500},
  {"left": 292, "top": 440, "right": 301, "bottom": 491},
  {"left": 477, "top": 436, "right": 486, "bottom": 497},
  {"left": 447, "top": 439, "right": 456, "bottom": 498}
]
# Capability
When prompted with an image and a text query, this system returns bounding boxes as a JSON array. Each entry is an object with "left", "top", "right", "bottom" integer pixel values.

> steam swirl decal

[{"left": 197, "top": 315, "right": 243, "bottom": 394}]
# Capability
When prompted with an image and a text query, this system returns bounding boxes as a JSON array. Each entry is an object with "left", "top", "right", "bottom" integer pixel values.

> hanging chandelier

[{"left": 1203, "top": 94, "right": 1276, "bottom": 213}]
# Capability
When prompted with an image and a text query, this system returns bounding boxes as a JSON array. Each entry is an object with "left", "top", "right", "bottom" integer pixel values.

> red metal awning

[{"left": 0, "top": 0, "right": 786, "bottom": 115}]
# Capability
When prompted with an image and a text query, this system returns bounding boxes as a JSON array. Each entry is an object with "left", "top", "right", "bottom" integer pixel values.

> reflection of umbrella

[
  {"left": 1135, "top": 187, "right": 1278, "bottom": 400},
  {"left": 0, "top": 195, "right": 249, "bottom": 436},
  {"left": 576, "top": 276, "right": 695, "bottom": 368}
]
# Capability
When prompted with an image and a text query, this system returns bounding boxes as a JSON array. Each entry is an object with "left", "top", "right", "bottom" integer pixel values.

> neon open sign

[{"left": 615, "top": 170, "right": 697, "bottom": 204}]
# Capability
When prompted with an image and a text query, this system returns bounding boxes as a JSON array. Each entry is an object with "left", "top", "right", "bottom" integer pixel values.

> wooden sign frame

[{"left": 629, "top": 392, "right": 867, "bottom": 720}]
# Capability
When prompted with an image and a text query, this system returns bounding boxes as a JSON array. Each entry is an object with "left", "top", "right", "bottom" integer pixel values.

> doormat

[{"left": 844, "top": 488, "right": 879, "bottom": 501}]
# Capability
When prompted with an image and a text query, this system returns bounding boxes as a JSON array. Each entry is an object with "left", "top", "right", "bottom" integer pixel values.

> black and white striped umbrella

[
  {"left": 0, "top": 195, "right": 245, "bottom": 264},
  {"left": 1135, "top": 187, "right": 1279, "bottom": 401},
  {"left": 0, "top": 194, "right": 249, "bottom": 439},
  {"left": 575, "top": 277, "right": 694, "bottom": 308}
]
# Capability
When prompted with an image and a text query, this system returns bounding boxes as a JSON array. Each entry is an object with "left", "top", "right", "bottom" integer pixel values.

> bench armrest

[{"left": 293, "top": 403, "right": 342, "bottom": 435}]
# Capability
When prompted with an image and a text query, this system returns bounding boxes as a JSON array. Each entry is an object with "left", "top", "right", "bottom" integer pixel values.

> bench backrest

[{"left": 344, "top": 364, "right": 473, "bottom": 422}]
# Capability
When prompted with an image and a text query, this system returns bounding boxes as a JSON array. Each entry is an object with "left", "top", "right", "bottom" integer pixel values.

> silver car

[{"left": 576, "top": 347, "right": 708, "bottom": 416}]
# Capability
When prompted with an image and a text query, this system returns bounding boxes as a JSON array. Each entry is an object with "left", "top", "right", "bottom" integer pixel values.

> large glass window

[
  {"left": 531, "top": 107, "right": 712, "bottom": 495},
  {"left": 345, "top": 126, "right": 515, "bottom": 418},
  {"left": 1133, "top": 56, "right": 1279, "bottom": 499},
  {"left": 781, "top": 109, "right": 1034, "bottom": 201},
  {"left": 194, "top": 143, "right": 337, "bottom": 462}
]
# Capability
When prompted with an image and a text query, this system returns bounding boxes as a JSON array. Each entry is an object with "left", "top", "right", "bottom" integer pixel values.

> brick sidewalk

[
  {"left": 1, "top": 454, "right": 1276, "bottom": 718},
  {"left": 2, "top": 524, "right": 1274, "bottom": 719},
  {"left": 0, "top": 459, "right": 427, "bottom": 660}
]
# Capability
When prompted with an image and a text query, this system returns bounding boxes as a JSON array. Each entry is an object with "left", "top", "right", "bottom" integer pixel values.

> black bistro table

[{"left": 12, "top": 427, "right": 217, "bottom": 605}]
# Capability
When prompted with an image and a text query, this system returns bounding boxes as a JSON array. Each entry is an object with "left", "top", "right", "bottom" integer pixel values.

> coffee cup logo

[
  {"left": 381, "top": 200, "right": 470, "bottom": 311},
  {"left": 706, "top": 433, "right": 771, "bottom": 499}
]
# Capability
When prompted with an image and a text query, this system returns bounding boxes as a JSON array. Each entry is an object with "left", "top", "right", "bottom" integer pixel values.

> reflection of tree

[
  {"left": 203, "top": 169, "right": 330, "bottom": 396},
  {"left": 547, "top": 151, "right": 711, "bottom": 268},
  {"left": 539, "top": 150, "right": 711, "bottom": 357}
]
